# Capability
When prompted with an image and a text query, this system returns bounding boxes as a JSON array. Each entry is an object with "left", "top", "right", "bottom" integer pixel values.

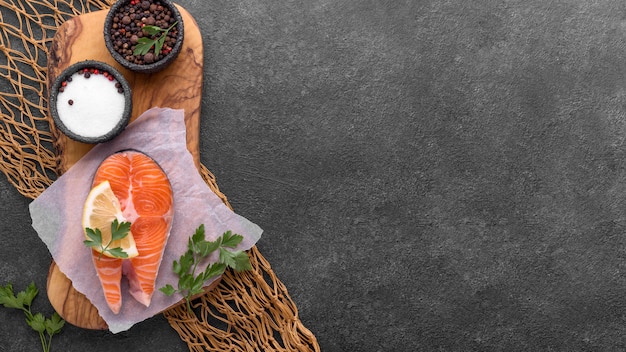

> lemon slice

[{"left": 82, "top": 180, "right": 138, "bottom": 258}]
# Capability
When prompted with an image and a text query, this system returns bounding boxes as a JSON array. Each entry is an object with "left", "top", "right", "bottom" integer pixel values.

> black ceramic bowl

[
  {"left": 49, "top": 60, "right": 132, "bottom": 144},
  {"left": 103, "top": 0, "right": 184, "bottom": 74}
]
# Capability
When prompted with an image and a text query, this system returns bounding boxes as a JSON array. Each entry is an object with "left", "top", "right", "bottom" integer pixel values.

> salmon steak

[{"left": 91, "top": 150, "right": 174, "bottom": 314}]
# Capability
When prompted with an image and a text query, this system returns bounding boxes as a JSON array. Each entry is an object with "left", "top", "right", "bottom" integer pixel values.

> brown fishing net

[{"left": 0, "top": 0, "right": 319, "bottom": 350}]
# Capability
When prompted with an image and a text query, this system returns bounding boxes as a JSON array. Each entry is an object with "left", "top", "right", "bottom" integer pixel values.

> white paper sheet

[{"left": 29, "top": 107, "right": 263, "bottom": 333}]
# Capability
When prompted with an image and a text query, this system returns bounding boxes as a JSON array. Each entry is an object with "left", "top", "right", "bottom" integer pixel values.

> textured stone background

[{"left": 3, "top": 0, "right": 626, "bottom": 351}]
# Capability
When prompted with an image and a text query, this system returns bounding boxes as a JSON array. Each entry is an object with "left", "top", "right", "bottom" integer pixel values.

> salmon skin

[{"left": 91, "top": 150, "right": 173, "bottom": 314}]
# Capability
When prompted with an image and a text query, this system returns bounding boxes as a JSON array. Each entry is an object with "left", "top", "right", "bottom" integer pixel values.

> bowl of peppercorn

[
  {"left": 104, "top": 0, "right": 184, "bottom": 74},
  {"left": 49, "top": 60, "right": 133, "bottom": 144}
]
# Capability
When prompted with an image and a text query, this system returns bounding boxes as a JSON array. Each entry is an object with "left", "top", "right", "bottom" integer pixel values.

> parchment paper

[{"left": 29, "top": 107, "right": 263, "bottom": 333}]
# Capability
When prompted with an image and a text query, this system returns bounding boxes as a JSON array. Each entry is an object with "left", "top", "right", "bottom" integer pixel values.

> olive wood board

[{"left": 45, "top": 5, "right": 217, "bottom": 330}]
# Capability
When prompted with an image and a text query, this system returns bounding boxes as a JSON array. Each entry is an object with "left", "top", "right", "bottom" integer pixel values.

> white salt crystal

[{"left": 56, "top": 72, "right": 126, "bottom": 138}]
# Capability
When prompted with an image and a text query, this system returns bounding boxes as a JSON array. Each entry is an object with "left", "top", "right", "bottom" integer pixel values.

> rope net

[{"left": 0, "top": 1, "right": 319, "bottom": 350}]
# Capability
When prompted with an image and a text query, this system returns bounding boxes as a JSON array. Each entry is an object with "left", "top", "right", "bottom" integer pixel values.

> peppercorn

[
  {"left": 108, "top": 0, "right": 179, "bottom": 66},
  {"left": 143, "top": 52, "right": 155, "bottom": 64}
]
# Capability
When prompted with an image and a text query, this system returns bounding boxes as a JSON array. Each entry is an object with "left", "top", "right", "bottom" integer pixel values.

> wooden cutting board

[{"left": 46, "top": 5, "right": 212, "bottom": 330}]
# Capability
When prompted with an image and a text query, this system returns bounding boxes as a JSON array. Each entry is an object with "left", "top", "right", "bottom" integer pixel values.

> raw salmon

[{"left": 91, "top": 150, "right": 173, "bottom": 314}]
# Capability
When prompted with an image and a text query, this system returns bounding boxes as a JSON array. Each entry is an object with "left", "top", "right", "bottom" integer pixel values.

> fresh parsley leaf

[
  {"left": 220, "top": 230, "right": 244, "bottom": 248},
  {"left": 0, "top": 283, "right": 13, "bottom": 300},
  {"left": 15, "top": 291, "right": 30, "bottom": 308},
  {"left": 27, "top": 312, "right": 46, "bottom": 333},
  {"left": 179, "top": 273, "right": 193, "bottom": 291},
  {"left": 154, "top": 35, "right": 166, "bottom": 58},
  {"left": 0, "top": 295, "right": 22, "bottom": 309},
  {"left": 179, "top": 252, "right": 194, "bottom": 273},
  {"left": 197, "top": 239, "right": 220, "bottom": 257},
  {"left": 160, "top": 225, "right": 251, "bottom": 313},
  {"left": 203, "top": 263, "right": 226, "bottom": 281},
  {"left": 84, "top": 227, "right": 102, "bottom": 243},
  {"left": 106, "top": 247, "right": 129, "bottom": 259},
  {"left": 0, "top": 283, "right": 23, "bottom": 309},
  {"left": 172, "top": 260, "right": 183, "bottom": 276},
  {"left": 192, "top": 224, "right": 205, "bottom": 243},
  {"left": 111, "top": 220, "right": 131, "bottom": 241},
  {"left": 219, "top": 248, "right": 251, "bottom": 271},
  {"left": 45, "top": 313, "right": 65, "bottom": 336},
  {"left": 190, "top": 276, "right": 205, "bottom": 295},
  {"left": 83, "top": 219, "right": 132, "bottom": 259},
  {"left": 133, "top": 21, "right": 178, "bottom": 56},
  {"left": 140, "top": 25, "right": 163, "bottom": 36},
  {"left": 134, "top": 38, "right": 155, "bottom": 56},
  {"left": 159, "top": 284, "right": 176, "bottom": 296},
  {"left": 0, "top": 282, "right": 65, "bottom": 352},
  {"left": 23, "top": 282, "right": 38, "bottom": 307}
]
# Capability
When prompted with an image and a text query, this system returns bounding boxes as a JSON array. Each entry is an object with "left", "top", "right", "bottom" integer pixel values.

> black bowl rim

[
  {"left": 49, "top": 60, "right": 133, "bottom": 144},
  {"left": 103, "top": 0, "right": 185, "bottom": 74}
]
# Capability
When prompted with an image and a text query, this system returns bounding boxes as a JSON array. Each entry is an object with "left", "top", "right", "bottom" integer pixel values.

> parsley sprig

[
  {"left": 0, "top": 282, "right": 65, "bottom": 352},
  {"left": 160, "top": 225, "right": 251, "bottom": 313},
  {"left": 133, "top": 21, "right": 178, "bottom": 56},
  {"left": 83, "top": 219, "right": 132, "bottom": 259}
]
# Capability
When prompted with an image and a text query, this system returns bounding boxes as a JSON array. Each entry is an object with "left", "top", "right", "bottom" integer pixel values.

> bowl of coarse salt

[{"left": 49, "top": 60, "right": 132, "bottom": 144}]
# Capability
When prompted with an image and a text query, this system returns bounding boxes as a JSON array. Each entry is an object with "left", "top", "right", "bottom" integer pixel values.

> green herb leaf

[
  {"left": 85, "top": 227, "right": 101, "bottom": 242},
  {"left": 24, "top": 282, "right": 38, "bottom": 305},
  {"left": 0, "top": 282, "right": 65, "bottom": 352},
  {"left": 106, "top": 247, "right": 129, "bottom": 258},
  {"left": 45, "top": 312, "right": 65, "bottom": 336},
  {"left": 220, "top": 230, "right": 244, "bottom": 248},
  {"left": 0, "top": 296, "right": 22, "bottom": 309},
  {"left": 141, "top": 25, "right": 163, "bottom": 36},
  {"left": 0, "top": 283, "right": 22, "bottom": 309},
  {"left": 219, "top": 248, "right": 251, "bottom": 271},
  {"left": 179, "top": 252, "right": 194, "bottom": 272},
  {"left": 203, "top": 263, "right": 226, "bottom": 281},
  {"left": 27, "top": 313, "right": 46, "bottom": 333},
  {"left": 15, "top": 291, "right": 30, "bottom": 308},
  {"left": 111, "top": 219, "right": 131, "bottom": 241},
  {"left": 190, "top": 276, "right": 205, "bottom": 295},
  {"left": 0, "top": 283, "right": 14, "bottom": 299},
  {"left": 179, "top": 273, "right": 193, "bottom": 291},
  {"left": 197, "top": 240, "right": 220, "bottom": 257},
  {"left": 159, "top": 284, "right": 176, "bottom": 296},
  {"left": 83, "top": 220, "right": 132, "bottom": 259},
  {"left": 159, "top": 226, "right": 251, "bottom": 314},
  {"left": 83, "top": 227, "right": 103, "bottom": 250},
  {"left": 154, "top": 35, "right": 166, "bottom": 58},
  {"left": 172, "top": 260, "right": 183, "bottom": 276},
  {"left": 134, "top": 37, "right": 154, "bottom": 56},
  {"left": 192, "top": 224, "right": 205, "bottom": 243},
  {"left": 132, "top": 21, "right": 178, "bottom": 57}
]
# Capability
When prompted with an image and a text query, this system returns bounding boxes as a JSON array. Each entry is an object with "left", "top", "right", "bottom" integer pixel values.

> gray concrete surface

[{"left": 3, "top": 0, "right": 626, "bottom": 350}]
